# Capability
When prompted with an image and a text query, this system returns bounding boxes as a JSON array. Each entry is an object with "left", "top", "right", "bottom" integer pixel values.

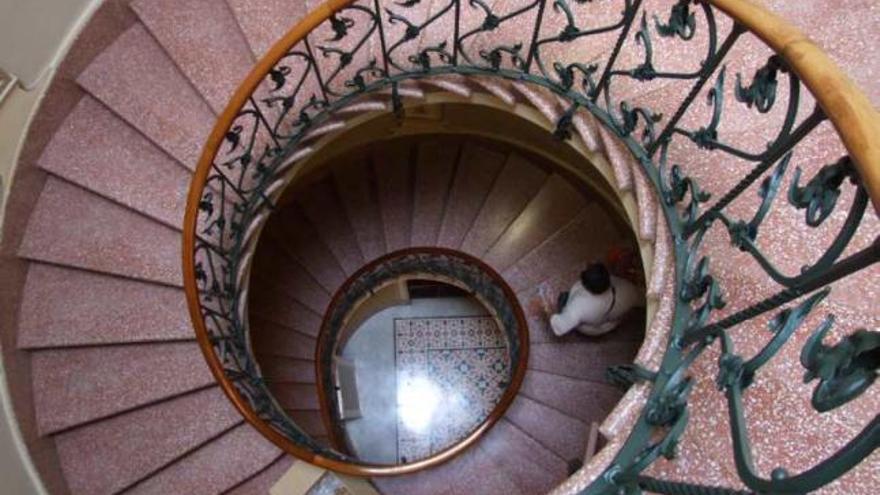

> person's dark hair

[{"left": 580, "top": 262, "right": 611, "bottom": 294}]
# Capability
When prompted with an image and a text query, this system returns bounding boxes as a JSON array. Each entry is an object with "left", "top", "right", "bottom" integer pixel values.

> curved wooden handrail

[
  {"left": 183, "top": 0, "right": 880, "bottom": 481},
  {"left": 709, "top": 0, "right": 880, "bottom": 213}
]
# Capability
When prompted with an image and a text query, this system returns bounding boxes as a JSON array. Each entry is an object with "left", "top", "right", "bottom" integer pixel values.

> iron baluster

[
  {"left": 523, "top": 0, "right": 548, "bottom": 72},
  {"left": 591, "top": 0, "right": 642, "bottom": 100}
]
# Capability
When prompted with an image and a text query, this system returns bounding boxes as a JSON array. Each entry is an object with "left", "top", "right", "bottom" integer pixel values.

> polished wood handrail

[{"left": 709, "top": 0, "right": 880, "bottom": 213}]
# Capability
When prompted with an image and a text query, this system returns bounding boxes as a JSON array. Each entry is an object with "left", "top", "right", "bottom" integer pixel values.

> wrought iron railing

[{"left": 183, "top": 0, "right": 879, "bottom": 488}]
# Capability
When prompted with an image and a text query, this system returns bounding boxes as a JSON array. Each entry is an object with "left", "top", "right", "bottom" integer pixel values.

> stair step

[
  {"left": 126, "top": 422, "right": 281, "bottom": 495},
  {"left": 521, "top": 369, "right": 623, "bottom": 425},
  {"left": 374, "top": 144, "right": 414, "bottom": 253},
  {"left": 18, "top": 178, "right": 181, "bottom": 286},
  {"left": 258, "top": 356, "right": 316, "bottom": 383},
  {"left": 37, "top": 96, "right": 190, "bottom": 229},
  {"left": 597, "top": 127, "right": 633, "bottom": 192},
  {"left": 17, "top": 264, "right": 190, "bottom": 349},
  {"left": 529, "top": 341, "right": 638, "bottom": 382},
  {"left": 32, "top": 341, "right": 214, "bottom": 434},
  {"left": 249, "top": 284, "right": 324, "bottom": 337},
  {"left": 251, "top": 319, "right": 317, "bottom": 359},
  {"left": 631, "top": 164, "right": 657, "bottom": 241},
  {"left": 284, "top": 409, "right": 327, "bottom": 437},
  {"left": 226, "top": 0, "right": 306, "bottom": 57},
  {"left": 251, "top": 241, "right": 330, "bottom": 315},
  {"left": 461, "top": 153, "right": 547, "bottom": 257},
  {"left": 478, "top": 419, "right": 568, "bottom": 495},
  {"left": 298, "top": 178, "right": 365, "bottom": 275},
  {"left": 436, "top": 144, "right": 506, "bottom": 249},
  {"left": 267, "top": 205, "right": 347, "bottom": 293},
  {"left": 504, "top": 395, "right": 589, "bottom": 462},
  {"left": 333, "top": 156, "right": 387, "bottom": 262},
  {"left": 54, "top": 387, "right": 240, "bottom": 495},
  {"left": 484, "top": 174, "right": 587, "bottom": 272},
  {"left": 224, "top": 455, "right": 293, "bottom": 495},
  {"left": 503, "top": 203, "right": 620, "bottom": 293},
  {"left": 372, "top": 458, "right": 460, "bottom": 495},
  {"left": 453, "top": 445, "right": 523, "bottom": 495},
  {"left": 268, "top": 383, "right": 320, "bottom": 410},
  {"left": 411, "top": 140, "right": 459, "bottom": 247},
  {"left": 77, "top": 23, "right": 214, "bottom": 167}
]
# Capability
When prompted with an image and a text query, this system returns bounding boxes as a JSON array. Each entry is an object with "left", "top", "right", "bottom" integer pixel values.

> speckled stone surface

[
  {"left": 597, "top": 126, "right": 634, "bottom": 192},
  {"left": 125, "top": 423, "right": 281, "bottom": 495},
  {"left": 31, "top": 341, "right": 214, "bottom": 434},
  {"left": 461, "top": 153, "right": 547, "bottom": 257},
  {"left": 251, "top": 241, "right": 331, "bottom": 315},
  {"left": 505, "top": 395, "right": 589, "bottom": 461},
  {"left": 298, "top": 178, "right": 366, "bottom": 275},
  {"left": 224, "top": 455, "right": 293, "bottom": 495},
  {"left": 529, "top": 341, "right": 638, "bottom": 382},
  {"left": 484, "top": 174, "right": 586, "bottom": 272},
  {"left": 226, "top": 0, "right": 306, "bottom": 56},
  {"left": 17, "top": 263, "right": 190, "bottom": 348},
  {"left": 37, "top": 96, "right": 190, "bottom": 229},
  {"left": 479, "top": 419, "right": 569, "bottom": 495},
  {"left": 18, "top": 178, "right": 182, "bottom": 286},
  {"left": 436, "top": 143, "right": 506, "bottom": 248},
  {"left": 333, "top": 156, "right": 388, "bottom": 262},
  {"left": 269, "top": 383, "right": 321, "bottom": 411},
  {"left": 630, "top": 163, "right": 657, "bottom": 241},
  {"left": 249, "top": 282, "right": 324, "bottom": 337},
  {"left": 647, "top": 206, "right": 672, "bottom": 299},
  {"left": 374, "top": 145, "right": 414, "bottom": 253},
  {"left": 76, "top": 23, "right": 214, "bottom": 168},
  {"left": 266, "top": 205, "right": 347, "bottom": 293},
  {"left": 521, "top": 370, "right": 623, "bottom": 426},
  {"left": 54, "top": 387, "right": 240, "bottom": 495},
  {"left": 285, "top": 410, "right": 326, "bottom": 437},
  {"left": 411, "top": 141, "right": 459, "bottom": 247},
  {"left": 257, "top": 355, "right": 316, "bottom": 383},
  {"left": 251, "top": 318, "right": 318, "bottom": 360},
  {"left": 132, "top": 0, "right": 255, "bottom": 113}
]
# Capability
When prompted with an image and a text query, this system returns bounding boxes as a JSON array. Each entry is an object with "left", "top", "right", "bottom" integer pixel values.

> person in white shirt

[{"left": 547, "top": 262, "right": 644, "bottom": 337}]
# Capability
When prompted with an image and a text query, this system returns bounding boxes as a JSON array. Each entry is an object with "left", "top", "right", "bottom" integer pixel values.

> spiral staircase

[{"left": 1, "top": 0, "right": 877, "bottom": 494}]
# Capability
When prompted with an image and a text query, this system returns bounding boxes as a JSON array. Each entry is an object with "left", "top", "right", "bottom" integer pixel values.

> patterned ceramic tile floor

[{"left": 394, "top": 316, "right": 511, "bottom": 463}]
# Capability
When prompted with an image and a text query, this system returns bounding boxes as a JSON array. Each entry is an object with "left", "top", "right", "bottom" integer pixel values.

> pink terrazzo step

[
  {"left": 126, "top": 422, "right": 281, "bottom": 495},
  {"left": 258, "top": 356, "right": 316, "bottom": 384},
  {"left": 529, "top": 341, "right": 638, "bottom": 382},
  {"left": 31, "top": 341, "right": 214, "bottom": 434},
  {"left": 521, "top": 370, "right": 623, "bottom": 426},
  {"left": 333, "top": 156, "right": 387, "bottom": 262},
  {"left": 411, "top": 141, "right": 459, "bottom": 247},
  {"left": 251, "top": 241, "right": 331, "bottom": 315},
  {"left": 267, "top": 205, "right": 347, "bottom": 293},
  {"left": 17, "top": 264, "right": 190, "bottom": 348},
  {"left": 284, "top": 409, "right": 327, "bottom": 437},
  {"left": 453, "top": 446, "right": 524, "bottom": 495},
  {"left": 132, "top": 0, "right": 254, "bottom": 113},
  {"left": 631, "top": 164, "right": 657, "bottom": 241},
  {"left": 484, "top": 174, "right": 587, "bottom": 272},
  {"left": 18, "top": 178, "right": 181, "bottom": 286},
  {"left": 479, "top": 419, "right": 568, "bottom": 495},
  {"left": 268, "top": 383, "right": 320, "bottom": 410},
  {"left": 460, "top": 153, "right": 547, "bottom": 257},
  {"left": 226, "top": 0, "right": 307, "bottom": 56},
  {"left": 372, "top": 459, "right": 459, "bottom": 495},
  {"left": 77, "top": 24, "right": 214, "bottom": 168},
  {"left": 503, "top": 202, "right": 620, "bottom": 293},
  {"left": 224, "top": 455, "right": 293, "bottom": 495},
  {"left": 251, "top": 319, "right": 317, "bottom": 360},
  {"left": 55, "top": 387, "right": 240, "bottom": 495},
  {"left": 37, "top": 96, "right": 190, "bottom": 229},
  {"left": 374, "top": 145, "right": 414, "bottom": 253},
  {"left": 436, "top": 144, "right": 507, "bottom": 248},
  {"left": 297, "top": 178, "right": 365, "bottom": 275},
  {"left": 504, "top": 395, "right": 590, "bottom": 462},
  {"left": 248, "top": 285, "right": 324, "bottom": 338}
]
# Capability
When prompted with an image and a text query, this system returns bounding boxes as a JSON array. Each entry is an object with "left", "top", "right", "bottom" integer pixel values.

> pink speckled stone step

[
  {"left": 226, "top": 0, "right": 306, "bottom": 56},
  {"left": 631, "top": 164, "right": 657, "bottom": 241},
  {"left": 225, "top": 455, "right": 292, "bottom": 495},
  {"left": 461, "top": 153, "right": 547, "bottom": 257},
  {"left": 479, "top": 419, "right": 568, "bottom": 495},
  {"left": 648, "top": 206, "right": 672, "bottom": 299},
  {"left": 529, "top": 341, "right": 637, "bottom": 382},
  {"left": 77, "top": 24, "right": 214, "bottom": 167},
  {"left": 31, "top": 341, "right": 214, "bottom": 434},
  {"left": 411, "top": 141, "right": 459, "bottom": 247},
  {"left": 55, "top": 387, "right": 240, "bottom": 495},
  {"left": 597, "top": 127, "right": 634, "bottom": 192},
  {"left": 251, "top": 241, "right": 330, "bottom": 315},
  {"left": 374, "top": 145, "right": 414, "bottom": 253},
  {"left": 484, "top": 174, "right": 587, "bottom": 272},
  {"left": 269, "top": 383, "right": 320, "bottom": 410},
  {"left": 453, "top": 446, "right": 524, "bottom": 495},
  {"left": 298, "top": 179, "right": 365, "bottom": 275},
  {"left": 521, "top": 370, "right": 623, "bottom": 426},
  {"left": 18, "top": 178, "right": 181, "bottom": 286},
  {"left": 17, "top": 264, "right": 190, "bottom": 348},
  {"left": 373, "top": 458, "right": 459, "bottom": 495},
  {"left": 436, "top": 144, "right": 506, "bottom": 248},
  {"left": 251, "top": 319, "right": 317, "bottom": 359},
  {"left": 132, "top": 0, "right": 255, "bottom": 113},
  {"left": 267, "top": 205, "right": 347, "bottom": 293},
  {"left": 514, "top": 82, "right": 561, "bottom": 124},
  {"left": 284, "top": 409, "right": 326, "bottom": 437},
  {"left": 333, "top": 157, "right": 387, "bottom": 262},
  {"left": 126, "top": 422, "right": 281, "bottom": 495},
  {"left": 249, "top": 284, "right": 324, "bottom": 337},
  {"left": 505, "top": 395, "right": 589, "bottom": 461},
  {"left": 258, "top": 356, "right": 316, "bottom": 384},
  {"left": 37, "top": 96, "right": 190, "bottom": 229}
]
